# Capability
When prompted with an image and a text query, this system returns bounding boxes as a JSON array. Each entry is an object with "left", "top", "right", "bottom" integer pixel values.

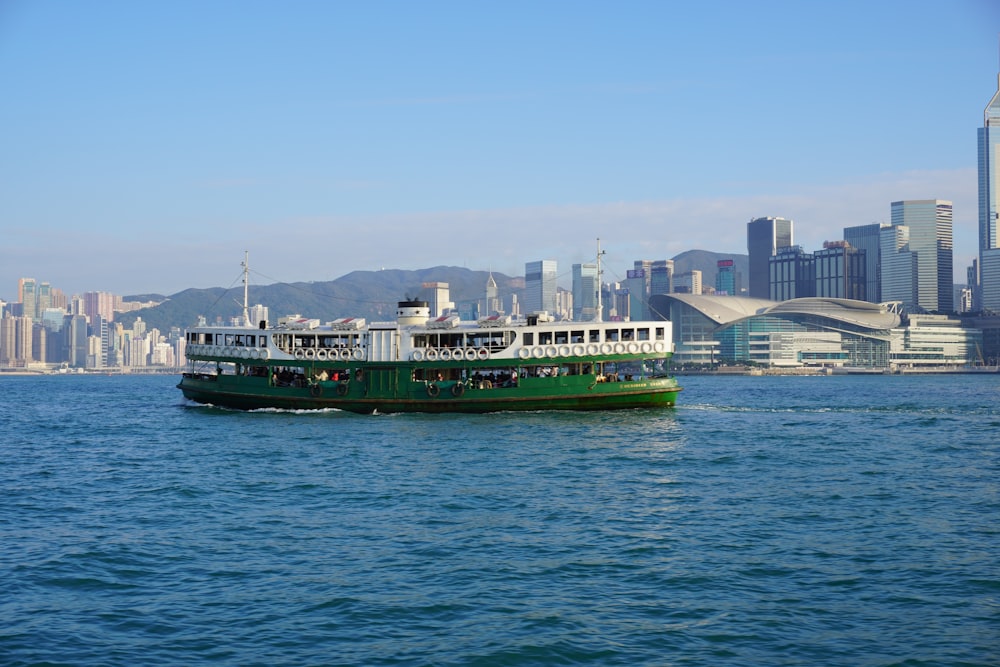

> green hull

[{"left": 178, "top": 367, "right": 682, "bottom": 414}]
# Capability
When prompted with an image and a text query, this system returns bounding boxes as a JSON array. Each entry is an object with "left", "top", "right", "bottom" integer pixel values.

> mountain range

[{"left": 116, "top": 250, "right": 748, "bottom": 332}]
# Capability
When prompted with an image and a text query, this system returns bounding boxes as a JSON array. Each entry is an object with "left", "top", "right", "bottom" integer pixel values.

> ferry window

[
  {"left": 622, "top": 329, "right": 634, "bottom": 341},
  {"left": 555, "top": 331, "right": 568, "bottom": 345},
  {"left": 235, "top": 335, "right": 245, "bottom": 346},
  {"left": 606, "top": 329, "right": 619, "bottom": 342},
  {"left": 588, "top": 330, "right": 600, "bottom": 343},
  {"left": 655, "top": 327, "right": 665, "bottom": 340},
  {"left": 225, "top": 334, "right": 235, "bottom": 346},
  {"left": 524, "top": 332, "right": 534, "bottom": 345},
  {"left": 637, "top": 328, "right": 649, "bottom": 341},
  {"left": 539, "top": 331, "right": 553, "bottom": 345},
  {"left": 571, "top": 330, "right": 584, "bottom": 343}
]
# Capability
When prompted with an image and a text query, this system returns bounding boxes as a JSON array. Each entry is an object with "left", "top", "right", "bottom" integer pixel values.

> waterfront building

[
  {"left": 814, "top": 241, "right": 866, "bottom": 300},
  {"left": 523, "top": 260, "right": 557, "bottom": 315},
  {"left": 571, "top": 263, "right": 598, "bottom": 321},
  {"left": 650, "top": 294, "right": 979, "bottom": 369},
  {"left": 890, "top": 314, "right": 982, "bottom": 369},
  {"left": 747, "top": 216, "right": 794, "bottom": 298},
  {"left": 890, "top": 200, "right": 953, "bottom": 313},
  {"left": 978, "top": 69, "right": 1000, "bottom": 312},
  {"left": 650, "top": 260, "right": 673, "bottom": 296},
  {"left": 844, "top": 223, "right": 886, "bottom": 303},
  {"left": 0, "top": 314, "right": 16, "bottom": 366},
  {"left": 769, "top": 246, "right": 815, "bottom": 301}
]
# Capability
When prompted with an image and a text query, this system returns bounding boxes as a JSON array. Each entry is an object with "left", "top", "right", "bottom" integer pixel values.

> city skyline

[{"left": 2, "top": 2, "right": 998, "bottom": 298}]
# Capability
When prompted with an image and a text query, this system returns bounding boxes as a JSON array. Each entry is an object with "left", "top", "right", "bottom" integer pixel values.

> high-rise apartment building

[
  {"left": 523, "top": 260, "right": 557, "bottom": 314},
  {"left": 571, "top": 263, "right": 598, "bottom": 321},
  {"left": 890, "top": 200, "right": 953, "bottom": 313},
  {"left": 83, "top": 291, "right": 117, "bottom": 323},
  {"left": 747, "top": 217, "right": 794, "bottom": 298},
  {"left": 844, "top": 223, "right": 886, "bottom": 303},
  {"left": 18, "top": 278, "right": 37, "bottom": 322},
  {"left": 979, "top": 71, "right": 1000, "bottom": 312}
]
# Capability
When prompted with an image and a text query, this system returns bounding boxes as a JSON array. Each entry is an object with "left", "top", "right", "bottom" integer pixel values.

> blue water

[{"left": 1, "top": 374, "right": 997, "bottom": 666}]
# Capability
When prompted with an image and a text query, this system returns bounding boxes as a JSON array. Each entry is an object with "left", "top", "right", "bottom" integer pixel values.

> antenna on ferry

[
  {"left": 595, "top": 238, "right": 605, "bottom": 323},
  {"left": 241, "top": 250, "right": 250, "bottom": 327}
]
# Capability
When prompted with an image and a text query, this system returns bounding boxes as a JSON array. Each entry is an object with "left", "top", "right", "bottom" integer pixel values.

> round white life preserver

[
  {"left": 316, "top": 349, "right": 327, "bottom": 360},
  {"left": 294, "top": 349, "right": 305, "bottom": 360},
  {"left": 426, "top": 348, "right": 439, "bottom": 361},
  {"left": 572, "top": 344, "right": 585, "bottom": 357},
  {"left": 440, "top": 348, "right": 453, "bottom": 361},
  {"left": 640, "top": 342, "right": 653, "bottom": 354},
  {"left": 614, "top": 343, "right": 626, "bottom": 355},
  {"left": 249, "top": 348, "right": 259, "bottom": 360},
  {"left": 305, "top": 348, "right": 316, "bottom": 359},
  {"left": 558, "top": 345, "right": 571, "bottom": 357},
  {"left": 465, "top": 348, "right": 478, "bottom": 361},
  {"left": 259, "top": 348, "right": 270, "bottom": 360},
  {"left": 654, "top": 341, "right": 666, "bottom": 353},
  {"left": 586, "top": 343, "right": 599, "bottom": 355},
  {"left": 627, "top": 342, "right": 639, "bottom": 354},
  {"left": 531, "top": 346, "right": 545, "bottom": 359},
  {"left": 518, "top": 347, "right": 531, "bottom": 360},
  {"left": 412, "top": 349, "right": 425, "bottom": 362},
  {"left": 352, "top": 348, "right": 364, "bottom": 361},
  {"left": 477, "top": 348, "right": 490, "bottom": 361},
  {"left": 545, "top": 345, "right": 558, "bottom": 358},
  {"left": 600, "top": 343, "right": 613, "bottom": 355}
]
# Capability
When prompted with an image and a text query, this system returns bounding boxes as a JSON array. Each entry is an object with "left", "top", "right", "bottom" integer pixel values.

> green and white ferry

[{"left": 178, "top": 259, "right": 682, "bottom": 414}]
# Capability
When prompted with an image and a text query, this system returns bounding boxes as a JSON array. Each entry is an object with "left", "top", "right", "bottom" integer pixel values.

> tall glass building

[
  {"left": 747, "top": 217, "right": 794, "bottom": 298},
  {"left": 979, "top": 72, "right": 1000, "bottom": 312},
  {"left": 523, "top": 260, "right": 558, "bottom": 315},
  {"left": 890, "top": 200, "right": 953, "bottom": 313},
  {"left": 844, "top": 223, "right": 886, "bottom": 303},
  {"left": 571, "top": 263, "right": 598, "bottom": 321}
]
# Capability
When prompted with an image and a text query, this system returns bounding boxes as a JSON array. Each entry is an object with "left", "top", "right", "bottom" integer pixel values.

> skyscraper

[
  {"left": 844, "top": 223, "right": 886, "bottom": 303},
  {"left": 523, "top": 260, "right": 557, "bottom": 315},
  {"left": 880, "top": 224, "right": 918, "bottom": 310},
  {"left": 769, "top": 246, "right": 814, "bottom": 301},
  {"left": 978, "top": 70, "right": 1000, "bottom": 312},
  {"left": 890, "top": 200, "right": 953, "bottom": 313},
  {"left": 747, "top": 217, "right": 794, "bottom": 298},
  {"left": 814, "top": 241, "right": 866, "bottom": 300},
  {"left": 715, "top": 260, "right": 736, "bottom": 296},
  {"left": 571, "top": 263, "right": 598, "bottom": 321}
]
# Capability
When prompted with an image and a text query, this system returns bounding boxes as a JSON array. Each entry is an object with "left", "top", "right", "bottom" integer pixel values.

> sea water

[{"left": 0, "top": 373, "right": 997, "bottom": 666}]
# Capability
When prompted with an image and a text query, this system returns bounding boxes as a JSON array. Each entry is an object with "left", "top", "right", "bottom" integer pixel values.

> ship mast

[
  {"left": 595, "top": 238, "right": 605, "bottom": 323},
  {"left": 241, "top": 250, "right": 250, "bottom": 327}
]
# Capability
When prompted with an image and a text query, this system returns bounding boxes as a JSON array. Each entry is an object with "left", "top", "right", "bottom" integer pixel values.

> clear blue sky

[{"left": 2, "top": 0, "right": 999, "bottom": 299}]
